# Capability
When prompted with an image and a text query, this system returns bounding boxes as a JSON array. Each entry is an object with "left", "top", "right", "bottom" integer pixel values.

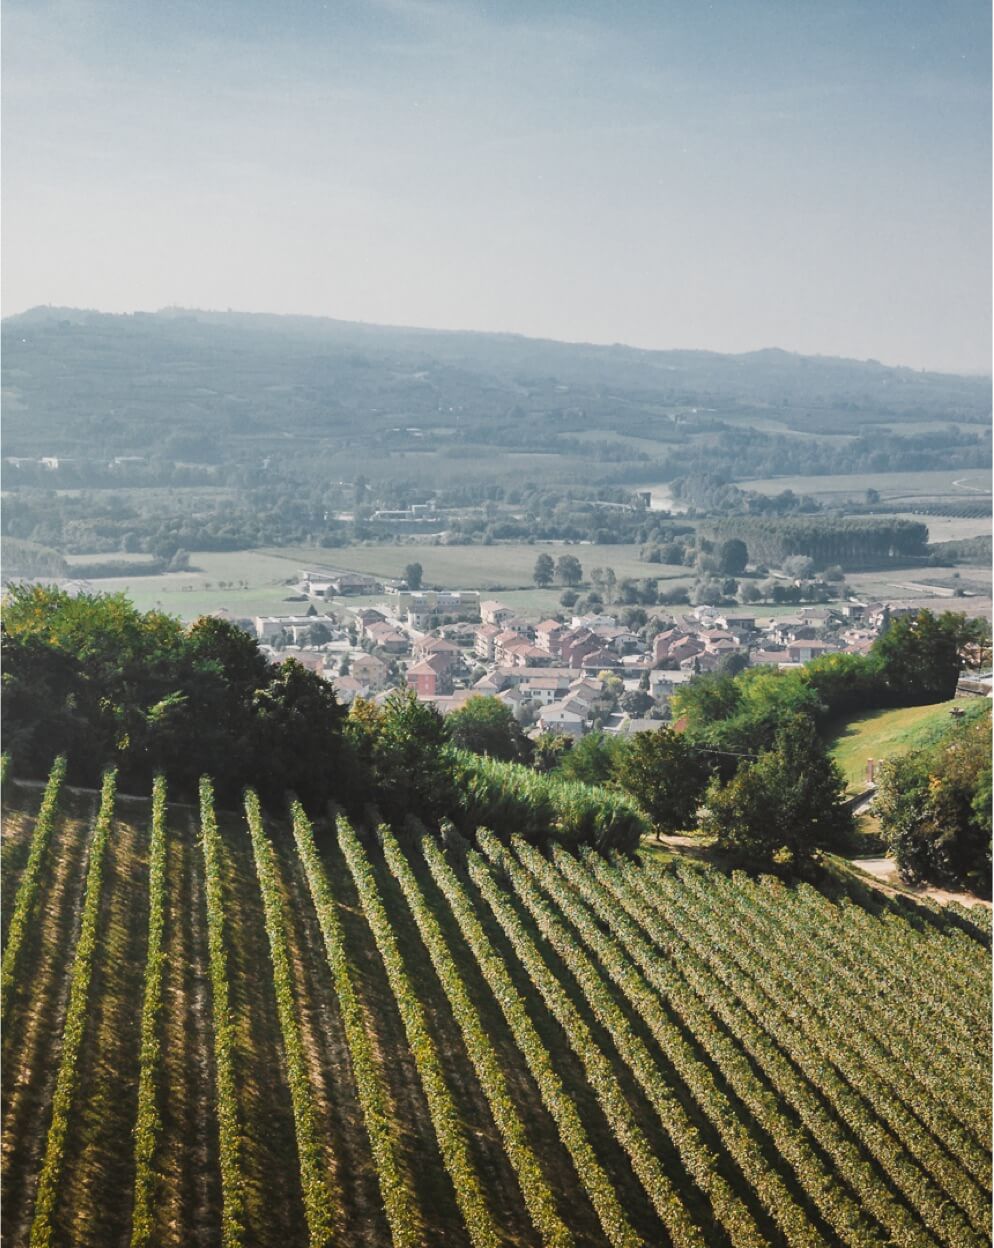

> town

[{"left": 229, "top": 568, "right": 980, "bottom": 740}]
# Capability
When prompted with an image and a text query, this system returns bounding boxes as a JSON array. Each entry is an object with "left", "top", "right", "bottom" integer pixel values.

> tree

[
  {"left": 559, "top": 589, "right": 579, "bottom": 609},
  {"left": 783, "top": 555, "right": 816, "bottom": 579},
  {"left": 621, "top": 690, "right": 654, "bottom": 716},
  {"left": 874, "top": 708, "right": 991, "bottom": 894},
  {"left": 346, "top": 688, "right": 452, "bottom": 824},
  {"left": 701, "top": 717, "right": 852, "bottom": 867},
  {"left": 533, "top": 733, "right": 573, "bottom": 773},
  {"left": 873, "top": 609, "right": 988, "bottom": 704},
  {"left": 404, "top": 562, "right": 423, "bottom": 591},
  {"left": 718, "top": 539, "right": 748, "bottom": 576},
  {"left": 558, "top": 731, "right": 622, "bottom": 785},
  {"left": 612, "top": 727, "right": 708, "bottom": 839},
  {"left": 555, "top": 554, "right": 583, "bottom": 586},
  {"left": 447, "top": 695, "right": 531, "bottom": 762},
  {"left": 533, "top": 553, "right": 555, "bottom": 587}
]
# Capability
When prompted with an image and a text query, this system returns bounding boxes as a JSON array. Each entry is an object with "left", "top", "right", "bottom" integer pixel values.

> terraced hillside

[{"left": 1, "top": 761, "right": 991, "bottom": 1248}]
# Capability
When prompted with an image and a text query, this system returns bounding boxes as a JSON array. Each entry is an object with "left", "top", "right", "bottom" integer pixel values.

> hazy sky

[{"left": 3, "top": 0, "right": 991, "bottom": 372}]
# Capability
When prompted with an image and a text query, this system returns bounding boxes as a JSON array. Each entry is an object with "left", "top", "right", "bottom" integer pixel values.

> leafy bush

[{"left": 448, "top": 750, "right": 646, "bottom": 852}]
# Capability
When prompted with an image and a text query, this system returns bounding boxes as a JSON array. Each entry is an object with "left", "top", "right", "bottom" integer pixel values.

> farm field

[
  {"left": 2, "top": 765, "right": 991, "bottom": 1248},
  {"left": 261, "top": 542, "right": 669, "bottom": 590},
  {"left": 73, "top": 543, "right": 687, "bottom": 622},
  {"left": 738, "top": 469, "right": 993, "bottom": 504},
  {"left": 827, "top": 699, "right": 972, "bottom": 792}
]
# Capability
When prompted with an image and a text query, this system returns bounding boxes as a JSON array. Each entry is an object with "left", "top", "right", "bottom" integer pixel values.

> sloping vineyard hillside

[{"left": 1, "top": 764, "right": 990, "bottom": 1248}]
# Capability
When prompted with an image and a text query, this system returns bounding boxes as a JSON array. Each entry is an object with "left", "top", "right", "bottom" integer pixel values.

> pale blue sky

[{"left": 3, "top": 0, "right": 990, "bottom": 371}]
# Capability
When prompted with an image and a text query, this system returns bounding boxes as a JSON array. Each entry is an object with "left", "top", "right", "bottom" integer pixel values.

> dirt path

[
  {"left": 851, "top": 857, "right": 993, "bottom": 910},
  {"left": 0, "top": 791, "right": 95, "bottom": 1245}
]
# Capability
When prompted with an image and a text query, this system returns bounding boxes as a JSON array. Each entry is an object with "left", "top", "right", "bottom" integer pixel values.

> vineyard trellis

[{"left": 0, "top": 769, "right": 989, "bottom": 1248}]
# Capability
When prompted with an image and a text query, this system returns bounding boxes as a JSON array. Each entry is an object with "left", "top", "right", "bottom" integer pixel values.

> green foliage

[
  {"left": 556, "top": 731, "right": 623, "bottom": 786},
  {"left": 701, "top": 718, "right": 853, "bottom": 868},
  {"left": 244, "top": 791, "right": 335, "bottom": 1246},
  {"left": 717, "top": 539, "right": 748, "bottom": 576},
  {"left": 449, "top": 750, "right": 646, "bottom": 852},
  {"left": 1, "top": 755, "right": 67, "bottom": 1019},
  {"left": 1, "top": 585, "right": 346, "bottom": 809},
  {"left": 875, "top": 709, "right": 992, "bottom": 894},
  {"left": 474, "top": 832, "right": 707, "bottom": 1248},
  {"left": 346, "top": 688, "right": 454, "bottom": 824},
  {"left": 672, "top": 610, "right": 989, "bottom": 756},
  {"left": 873, "top": 610, "right": 989, "bottom": 705},
  {"left": 199, "top": 777, "right": 246, "bottom": 1248},
  {"left": 612, "top": 727, "right": 708, "bottom": 836},
  {"left": 130, "top": 776, "right": 169, "bottom": 1248},
  {"left": 29, "top": 769, "right": 117, "bottom": 1248},
  {"left": 290, "top": 802, "right": 422, "bottom": 1246},
  {"left": 555, "top": 554, "right": 583, "bottom": 586},
  {"left": 446, "top": 695, "right": 531, "bottom": 762},
  {"left": 699, "top": 516, "right": 930, "bottom": 569},
  {"left": 421, "top": 834, "right": 637, "bottom": 1247},
  {"left": 404, "top": 562, "right": 423, "bottom": 590},
  {"left": 338, "top": 817, "right": 502, "bottom": 1248},
  {"left": 533, "top": 553, "right": 555, "bottom": 586},
  {"left": 382, "top": 826, "right": 574, "bottom": 1247}
]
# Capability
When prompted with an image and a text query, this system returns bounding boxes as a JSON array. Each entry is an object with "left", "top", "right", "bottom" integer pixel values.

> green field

[
  {"left": 2, "top": 766, "right": 990, "bottom": 1247},
  {"left": 62, "top": 543, "right": 691, "bottom": 622},
  {"left": 265, "top": 542, "right": 675, "bottom": 589},
  {"left": 739, "top": 469, "right": 993, "bottom": 503},
  {"left": 828, "top": 699, "right": 977, "bottom": 791}
]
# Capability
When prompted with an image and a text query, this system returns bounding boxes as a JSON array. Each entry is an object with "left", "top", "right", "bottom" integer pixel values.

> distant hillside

[{"left": 3, "top": 305, "right": 990, "bottom": 466}]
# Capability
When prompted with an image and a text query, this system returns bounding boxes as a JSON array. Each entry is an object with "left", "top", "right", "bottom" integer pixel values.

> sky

[{"left": 2, "top": 0, "right": 991, "bottom": 373}]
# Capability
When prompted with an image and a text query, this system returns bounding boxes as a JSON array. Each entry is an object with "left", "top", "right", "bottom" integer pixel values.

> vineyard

[{"left": 1, "top": 761, "right": 991, "bottom": 1248}]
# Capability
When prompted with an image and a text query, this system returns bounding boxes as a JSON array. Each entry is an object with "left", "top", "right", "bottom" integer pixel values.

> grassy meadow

[{"left": 828, "top": 699, "right": 976, "bottom": 792}]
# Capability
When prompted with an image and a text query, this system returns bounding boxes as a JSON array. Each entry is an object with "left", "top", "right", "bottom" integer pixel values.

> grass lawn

[{"left": 827, "top": 699, "right": 974, "bottom": 792}]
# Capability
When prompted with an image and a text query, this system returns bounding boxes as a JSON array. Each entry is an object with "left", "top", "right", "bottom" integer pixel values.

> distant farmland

[{"left": 2, "top": 765, "right": 991, "bottom": 1247}]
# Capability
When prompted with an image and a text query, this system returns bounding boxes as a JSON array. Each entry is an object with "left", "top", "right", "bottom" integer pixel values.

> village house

[
  {"left": 517, "top": 674, "right": 573, "bottom": 705},
  {"left": 480, "top": 600, "right": 515, "bottom": 627},
  {"left": 474, "top": 624, "right": 503, "bottom": 662},
  {"left": 329, "top": 573, "right": 383, "bottom": 596},
  {"left": 364, "top": 622, "right": 410, "bottom": 654},
  {"left": 537, "top": 701, "right": 587, "bottom": 737},
  {"left": 535, "top": 619, "right": 568, "bottom": 656},
  {"left": 350, "top": 652, "right": 390, "bottom": 690},
  {"left": 254, "top": 615, "right": 322, "bottom": 643},
  {"left": 406, "top": 654, "right": 454, "bottom": 698},
  {"left": 680, "top": 651, "right": 723, "bottom": 673},
  {"left": 787, "top": 639, "right": 838, "bottom": 663},
  {"left": 413, "top": 635, "right": 462, "bottom": 673},
  {"left": 648, "top": 669, "right": 695, "bottom": 705},
  {"left": 714, "top": 611, "right": 757, "bottom": 633},
  {"left": 354, "top": 608, "right": 387, "bottom": 637},
  {"left": 668, "top": 637, "right": 706, "bottom": 666},
  {"left": 579, "top": 648, "right": 623, "bottom": 674},
  {"left": 652, "top": 628, "right": 689, "bottom": 664}
]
